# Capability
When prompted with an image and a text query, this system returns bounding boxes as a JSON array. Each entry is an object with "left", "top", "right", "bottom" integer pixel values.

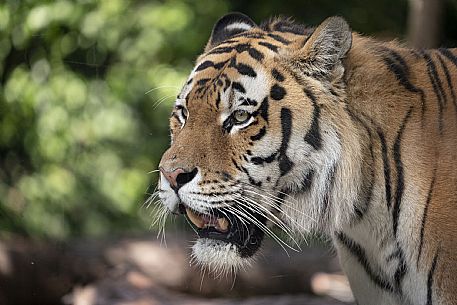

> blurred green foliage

[
  {"left": 0, "top": 0, "right": 456, "bottom": 239},
  {"left": 0, "top": 0, "right": 230, "bottom": 238}
]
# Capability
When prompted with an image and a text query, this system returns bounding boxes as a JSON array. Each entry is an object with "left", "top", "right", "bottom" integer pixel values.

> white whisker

[
  {"left": 234, "top": 194, "right": 302, "bottom": 249},
  {"left": 225, "top": 201, "right": 298, "bottom": 256},
  {"left": 226, "top": 204, "right": 292, "bottom": 257},
  {"left": 152, "top": 94, "right": 178, "bottom": 109},
  {"left": 144, "top": 85, "right": 180, "bottom": 95},
  {"left": 242, "top": 189, "right": 315, "bottom": 231},
  {"left": 230, "top": 195, "right": 303, "bottom": 249},
  {"left": 242, "top": 187, "right": 317, "bottom": 223}
]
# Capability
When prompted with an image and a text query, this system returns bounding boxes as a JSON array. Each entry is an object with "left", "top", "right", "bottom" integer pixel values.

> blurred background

[{"left": 0, "top": 0, "right": 455, "bottom": 304}]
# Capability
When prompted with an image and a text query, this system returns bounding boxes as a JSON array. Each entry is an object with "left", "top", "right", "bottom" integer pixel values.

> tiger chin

[{"left": 157, "top": 12, "right": 457, "bottom": 305}]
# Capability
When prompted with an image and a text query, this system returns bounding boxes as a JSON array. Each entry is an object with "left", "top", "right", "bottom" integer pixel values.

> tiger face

[{"left": 158, "top": 13, "right": 358, "bottom": 271}]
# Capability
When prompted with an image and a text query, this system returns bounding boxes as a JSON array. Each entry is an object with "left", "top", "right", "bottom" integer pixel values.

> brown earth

[{"left": 0, "top": 232, "right": 354, "bottom": 305}]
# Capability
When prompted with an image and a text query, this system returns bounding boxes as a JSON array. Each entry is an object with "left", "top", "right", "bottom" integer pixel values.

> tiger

[{"left": 156, "top": 12, "right": 457, "bottom": 305}]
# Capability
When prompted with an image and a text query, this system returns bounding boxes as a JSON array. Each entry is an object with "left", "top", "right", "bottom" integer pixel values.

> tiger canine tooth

[
  {"left": 217, "top": 217, "right": 229, "bottom": 232},
  {"left": 186, "top": 208, "right": 204, "bottom": 228}
]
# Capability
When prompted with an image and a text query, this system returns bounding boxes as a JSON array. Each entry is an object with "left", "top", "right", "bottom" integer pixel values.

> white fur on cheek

[{"left": 191, "top": 239, "right": 254, "bottom": 274}]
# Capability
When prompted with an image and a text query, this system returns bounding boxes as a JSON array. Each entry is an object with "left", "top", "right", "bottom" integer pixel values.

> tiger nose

[{"left": 159, "top": 167, "right": 198, "bottom": 190}]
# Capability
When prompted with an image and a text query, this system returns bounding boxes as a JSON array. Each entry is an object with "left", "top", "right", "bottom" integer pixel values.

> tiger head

[{"left": 158, "top": 13, "right": 363, "bottom": 271}]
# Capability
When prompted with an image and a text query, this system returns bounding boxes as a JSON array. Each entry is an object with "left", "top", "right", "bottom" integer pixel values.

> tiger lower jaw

[
  {"left": 183, "top": 204, "right": 265, "bottom": 271},
  {"left": 191, "top": 239, "right": 255, "bottom": 273}
]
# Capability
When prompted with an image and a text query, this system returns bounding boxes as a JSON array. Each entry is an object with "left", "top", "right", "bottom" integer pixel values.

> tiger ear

[
  {"left": 294, "top": 16, "right": 352, "bottom": 78},
  {"left": 205, "top": 12, "right": 257, "bottom": 52}
]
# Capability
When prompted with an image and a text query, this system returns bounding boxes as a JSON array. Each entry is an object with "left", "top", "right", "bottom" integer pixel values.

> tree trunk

[{"left": 407, "top": 0, "right": 444, "bottom": 49}]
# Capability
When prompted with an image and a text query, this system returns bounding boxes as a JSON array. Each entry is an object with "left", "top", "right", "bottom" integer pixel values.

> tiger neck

[
  {"left": 335, "top": 35, "right": 407, "bottom": 234},
  {"left": 288, "top": 36, "right": 419, "bottom": 238},
  {"left": 286, "top": 35, "right": 411, "bottom": 239},
  {"left": 331, "top": 36, "right": 419, "bottom": 292}
]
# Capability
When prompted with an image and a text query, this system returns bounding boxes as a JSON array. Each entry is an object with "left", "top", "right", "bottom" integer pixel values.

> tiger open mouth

[{"left": 178, "top": 203, "right": 265, "bottom": 257}]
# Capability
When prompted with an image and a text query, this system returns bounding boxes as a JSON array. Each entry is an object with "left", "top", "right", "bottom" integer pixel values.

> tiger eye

[{"left": 233, "top": 110, "right": 250, "bottom": 124}]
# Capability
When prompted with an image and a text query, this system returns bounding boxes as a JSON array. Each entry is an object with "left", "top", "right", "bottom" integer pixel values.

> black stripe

[
  {"left": 195, "top": 60, "right": 214, "bottom": 72},
  {"left": 222, "top": 74, "right": 231, "bottom": 92},
  {"left": 215, "top": 91, "right": 221, "bottom": 109},
  {"left": 322, "top": 164, "right": 337, "bottom": 216},
  {"left": 239, "top": 97, "right": 257, "bottom": 106},
  {"left": 299, "top": 170, "right": 314, "bottom": 193},
  {"left": 346, "top": 110, "right": 375, "bottom": 219},
  {"left": 417, "top": 168, "right": 436, "bottom": 267},
  {"left": 389, "top": 104, "right": 412, "bottom": 295},
  {"left": 233, "top": 43, "right": 265, "bottom": 62},
  {"left": 214, "top": 60, "right": 228, "bottom": 70},
  {"left": 438, "top": 48, "right": 457, "bottom": 68},
  {"left": 303, "top": 89, "right": 322, "bottom": 150},
  {"left": 393, "top": 247, "right": 407, "bottom": 293},
  {"left": 240, "top": 165, "right": 262, "bottom": 187},
  {"left": 232, "top": 82, "right": 246, "bottom": 93},
  {"left": 381, "top": 49, "right": 426, "bottom": 115},
  {"left": 426, "top": 250, "right": 439, "bottom": 305},
  {"left": 377, "top": 128, "right": 392, "bottom": 209},
  {"left": 392, "top": 106, "right": 413, "bottom": 236},
  {"left": 258, "top": 41, "right": 279, "bottom": 53},
  {"left": 231, "top": 158, "right": 242, "bottom": 171},
  {"left": 386, "top": 248, "right": 401, "bottom": 262},
  {"left": 234, "top": 43, "right": 250, "bottom": 53},
  {"left": 278, "top": 108, "right": 294, "bottom": 176},
  {"left": 222, "top": 117, "right": 234, "bottom": 133},
  {"left": 277, "top": 191, "right": 286, "bottom": 201},
  {"left": 197, "top": 78, "right": 210, "bottom": 86},
  {"left": 251, "top": 152, "right": 277, "bottom": 165},
  {"left": 336, "top": 232, "right": 395, "bottom": 292},
  {"left": 250, "top": 126, "right": 266, "bottom": 141},
  {"left": 329, "top": 88, "right": 339, "bottom": 97},
  {"left": 272, "top": 68, "right": 285, "bottom": 82},
  {"left": 436, "top": 54, "right": 457, "bottom": 114},
  {"left": 353, "top": 206, "right": 364, "bottom": 219},
  {"left": 267, "top": 33, "right": 291, "bottom": 45},
  {"left": 259, "top": 97, "right": 269, "bottom": 123},
  {"left": 389, "top": 48, "right": 410, "bottom": 69},
  {"left": 217, "top": 39, "right": 239, "bottom": 45},
  {"left": 357, "top": 112, "right": 392, "bottom": 212},
  {"left": 235, "top": 62, "right": 257, "bottom": 77},
  {"left": 247, "top": 48, "right": 264, "bottom": 62},
  {"left": 423, "top": 52, "right": 446, "bottom": 133},
  {"left": 171, "top": 113, "right": 180, "bottom": 122},
  {"left": 208, "top": 46, "right": 233, "bottom": 55}
]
